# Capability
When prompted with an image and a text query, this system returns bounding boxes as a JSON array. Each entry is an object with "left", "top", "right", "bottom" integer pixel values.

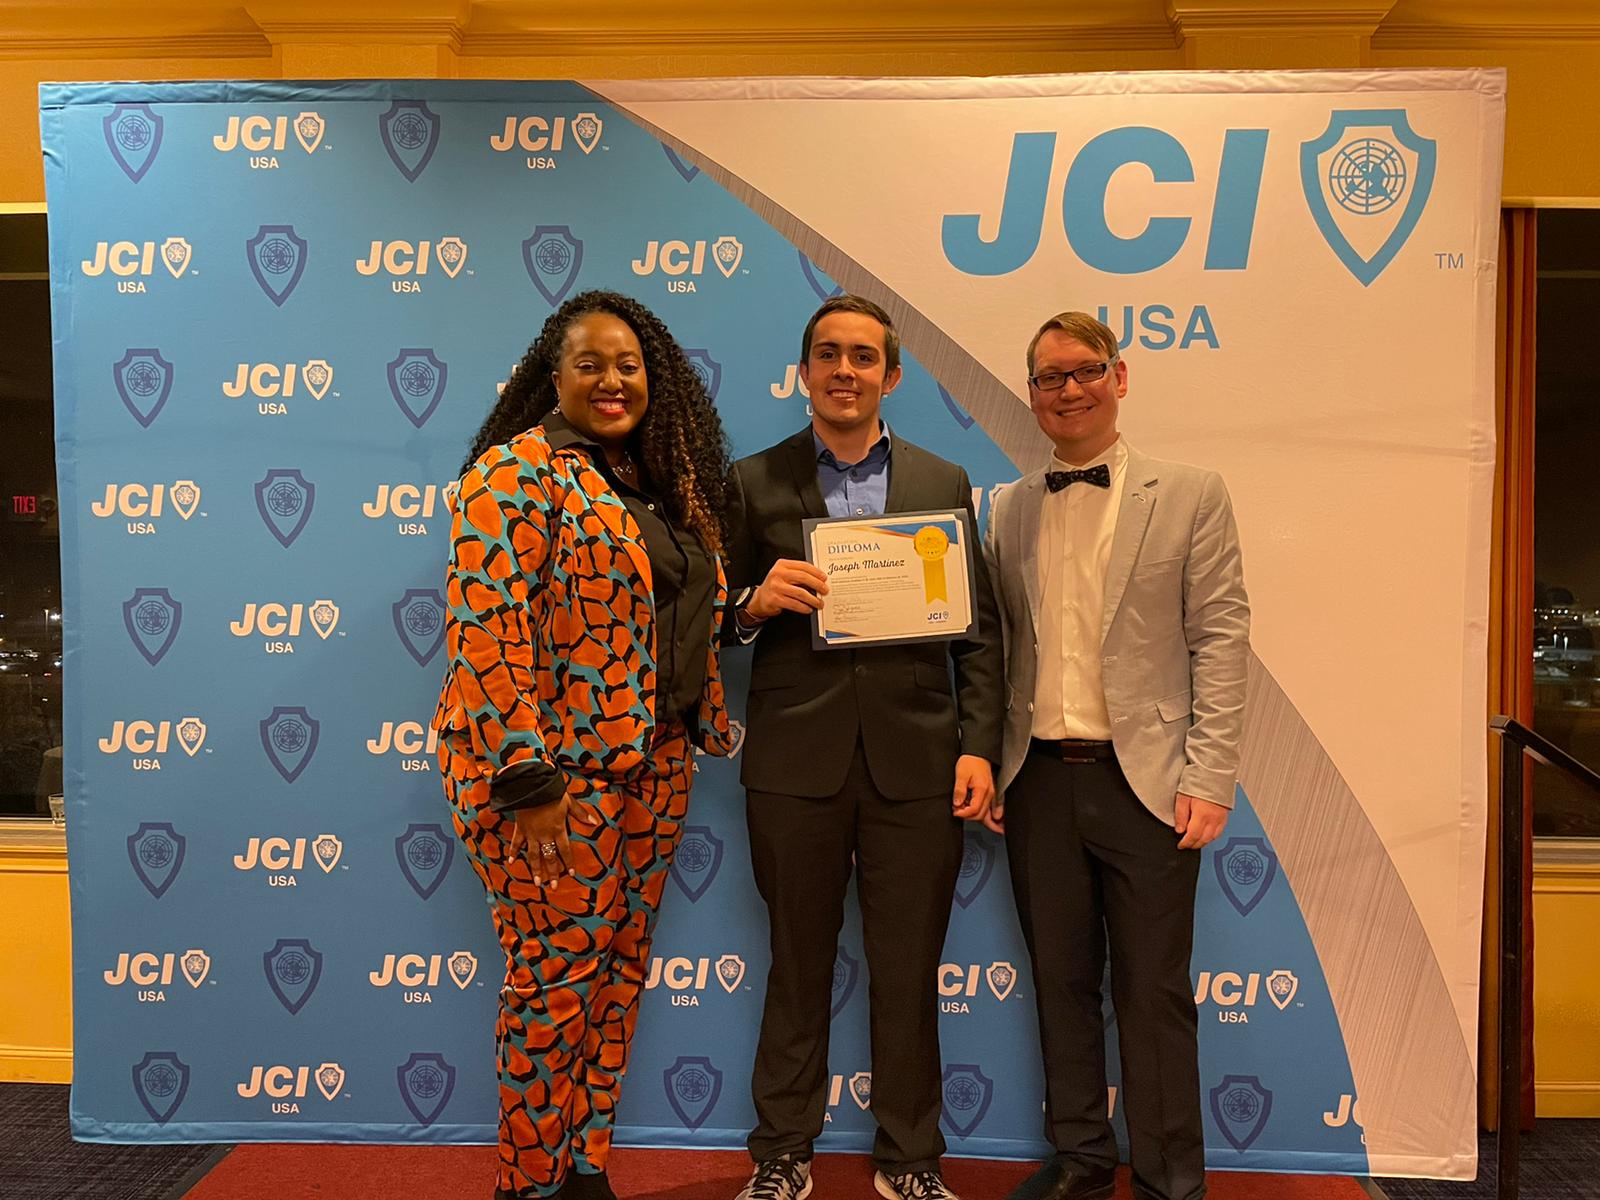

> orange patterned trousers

[{"left": 441, "top": 723, "right": 693, "bottom": 1199}]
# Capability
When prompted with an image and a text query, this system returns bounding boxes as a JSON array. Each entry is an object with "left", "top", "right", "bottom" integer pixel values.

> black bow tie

[{"left": 1045, "top": 464, "right": 1111, "bottom": 492}]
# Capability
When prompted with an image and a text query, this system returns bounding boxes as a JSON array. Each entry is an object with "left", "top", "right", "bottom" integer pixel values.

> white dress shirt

[{"left": 1032, "top": 437, "right": 1127, "bottom": 740}]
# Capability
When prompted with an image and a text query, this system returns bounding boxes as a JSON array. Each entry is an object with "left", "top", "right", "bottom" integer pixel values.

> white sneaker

[
  {"left": 736, "top": 1154, "right": 813, "bottom": 1200},
  {"left": 874, "top": 1170, "right": 961, "bottom": 1200}
]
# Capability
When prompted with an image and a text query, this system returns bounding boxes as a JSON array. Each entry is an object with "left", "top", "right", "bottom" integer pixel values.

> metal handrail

[
  {"left": 1487, "top": 715, "right": 1600, "bottom": 1200},
  {"left": 1490, "top": 715, "right": 1600, "bottom": 793}
]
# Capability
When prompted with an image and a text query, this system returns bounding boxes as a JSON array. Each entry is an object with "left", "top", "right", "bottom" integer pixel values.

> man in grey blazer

[{"left": 983, "top": 311, "right": 1249, "bottom": 1200}]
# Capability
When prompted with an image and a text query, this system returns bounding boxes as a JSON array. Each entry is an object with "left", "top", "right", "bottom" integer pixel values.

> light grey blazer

[{"left": 983, "top": 443, "right": 1251, "bottom": 824}]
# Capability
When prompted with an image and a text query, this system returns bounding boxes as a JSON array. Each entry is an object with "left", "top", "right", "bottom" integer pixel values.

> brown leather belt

[{"left": 1029, "top": 737, "right": 1115, "bottom": 764}]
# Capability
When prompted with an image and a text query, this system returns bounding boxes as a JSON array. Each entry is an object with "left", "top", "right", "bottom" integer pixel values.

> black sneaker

[
  {"left": 874, "top": 1169, "right": 961, "bottom": 1200},
  {"left": 735, "top": 1154, "right": 814, "bottom": 1200}
]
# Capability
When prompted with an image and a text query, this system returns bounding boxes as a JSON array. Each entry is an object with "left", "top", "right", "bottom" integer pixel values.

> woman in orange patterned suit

[{"left": 433, "top": 290, "right": 735, "bottom": 1200}]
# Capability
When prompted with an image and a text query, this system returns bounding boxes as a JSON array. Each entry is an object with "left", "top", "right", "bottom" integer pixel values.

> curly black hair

[{"left": 463, "top": 290, "right": 732, "bottom": 553}]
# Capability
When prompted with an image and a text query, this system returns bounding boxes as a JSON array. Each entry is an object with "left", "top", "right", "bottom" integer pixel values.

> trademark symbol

[
  {"left": 332, "top": 391, "right": 341, "bottom": 399},
  {"left": 1435, "top": 251, "right": 1466, "bottom": 270}
]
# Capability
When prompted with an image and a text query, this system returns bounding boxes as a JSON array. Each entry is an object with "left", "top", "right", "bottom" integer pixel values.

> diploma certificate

[{"left": 803, "top": 509, "right": 978, "bottom": 649}]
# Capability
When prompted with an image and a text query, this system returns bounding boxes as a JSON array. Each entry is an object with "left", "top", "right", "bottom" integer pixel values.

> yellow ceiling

[{"left": 1, "top": 0, "right": 1595, "bottom": 58}]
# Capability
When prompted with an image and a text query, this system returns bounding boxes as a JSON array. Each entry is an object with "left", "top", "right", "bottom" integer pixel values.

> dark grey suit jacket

[{"left": 725, "top": 426, "right": 1003, "bottom": 799}]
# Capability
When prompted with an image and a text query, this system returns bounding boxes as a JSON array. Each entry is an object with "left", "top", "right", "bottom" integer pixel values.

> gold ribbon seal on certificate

[{"left": 913, "top": 526, "right": 951, "bottom": 603}]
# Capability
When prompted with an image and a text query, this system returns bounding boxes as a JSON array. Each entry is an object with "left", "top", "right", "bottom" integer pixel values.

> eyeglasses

[{"left": 1028, "top": 359, "right": 1115, "bottom": 392}]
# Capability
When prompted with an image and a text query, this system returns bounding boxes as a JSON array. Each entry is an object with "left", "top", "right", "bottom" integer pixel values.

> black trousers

[
  {"left": 1005, "top": 750, "right": 1206, "bottom": 1200},
  {"left": 745, "top": 737, "right": 964, "bottom": 1173}
]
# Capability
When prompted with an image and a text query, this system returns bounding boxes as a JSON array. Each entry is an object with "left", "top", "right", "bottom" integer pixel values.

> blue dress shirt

[{"left": 814, "top": 422, "right": 891, "bottom": 518}]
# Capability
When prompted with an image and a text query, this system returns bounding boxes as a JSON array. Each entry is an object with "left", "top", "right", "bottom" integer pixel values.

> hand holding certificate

[{"left": 802, "top": 509, "right": 978, "bottom": 648}]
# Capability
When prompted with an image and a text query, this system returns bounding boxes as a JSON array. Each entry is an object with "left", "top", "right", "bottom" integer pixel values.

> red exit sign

[{"left": 12, "top": 495, "right": 37, "bottom": 515}]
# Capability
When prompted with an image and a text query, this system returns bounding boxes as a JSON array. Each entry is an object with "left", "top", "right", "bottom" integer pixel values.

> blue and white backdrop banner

[{"left": 43, "top": 71, "right": 1503, "bottom": 1178}]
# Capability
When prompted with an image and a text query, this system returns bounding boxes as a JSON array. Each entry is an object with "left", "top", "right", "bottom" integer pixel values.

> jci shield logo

[
  {"left": 387, "top": 349, "right": 448, "bottom": 429},
  {"left": 170, "top": 481, "right": 201, "bottom": 520},
  {"left": 1213, "top": 836, "right": 1279, "bottom": 917},
  {"left": 798, "top": 251, "right": 844, "bottom": 301},
  {"left": 315, "top": 1062, "right": 345, "bottom": 1101},
  {"left": 396, "top": 822, "right": 455, "bottom": 899},
  {"left": 161, "top": 238, "right": 192, "bottom": 278},
  {"left": 986, "top": 961, "right": 1017, "bottom": 1002},
  {"left": 303, "top": 360, "right": 334, "bottom": 400},
  {"left": 1300, "top": 109, "right": 1436, "bottom": 287},
  {"left": 176, "top": 717, "right": 207, "bottom": 756},
  {"left": 122, "top": 587, "right": 182, "bottom": 665},
  {"left": 393, "top": 588, "right": 446, "bottom": 665},
  {"left": 711, "top": 236, "right": 744, "bottom": 278},
  {"left": 448, "top": 951, "right": 478, "bottom": 990},
  {"left": 1210, "top": 1074, "right": 1274, "bottom": 1151},
  {"left": 572, "top": 112, "right": 603, "bottom": 154},
  {"left": 294, "top": 112, "right": 325, "bottom": 154},
  {"left": 263, "top": 937, "right": 324, "bottom": 1015},
  {"left": 380, "top": 102, "right": 441, "bottom": 182},
  {"left": 831, "top": 947, "right": 860, "bottom": 1017},
  {"left": 113, "top": 349, "right": 174, "bottom": 428},
  {"left": 663, "top": 1056, "right": 723, "bottom": 1130},
  {"left": 954, "top": 832, "right": 994, "bottom": 909},
  {"left": 849, "top": 1071, "right": 873, "bottom": 1111},
  {"left": 181, "top": 949, "right": 211, "bottom": 988},
  {"left": 313, "top": 834, "right": 343, "bottom": 872},
  {"left": 435, "top": 237, "right": 468, "bottom": 278},
  {"left": 128, "top": 822, "right": 186, "bottom": 899},
  {"left": 308, "top": 600, "right": 340, "bottom": 640},
  {"left": 255, "top": 468, "right": 316, "bottom": 548},
  {"left": 247, "top": 224, "right": 309, "bottom": 306},
  {"left": 104, "top": 104, "right": 163, "bottom": 183},
  {"left": 669, "top": 825, "right": 723, "bottom": 902},
  {"left": 522, "top": 225, "right": 583, "bottom": 306},
  {"left": 715, "top": 953, "right": 745, "bottom": 993},
  {"left": 132, "top": 1051, "right": 190, "bottom": 1124},
  {"left": 260, "top": 706, "right": 320, "bottom": 783},
  {"left": 397, "top": 1052, "right": 456, "bottom": 1125},
  {"left": 940, "top": 1064, "right": 995, "bottom": 1138},
  {"left": 1267, "top": 969, "right": 1299, "bottom": 1011},
  {"left": 684, "top": 349, "right": 722, "bottom": 402},
  {"left": 663, "top": 144, "right": 700, "bottom": 183}
]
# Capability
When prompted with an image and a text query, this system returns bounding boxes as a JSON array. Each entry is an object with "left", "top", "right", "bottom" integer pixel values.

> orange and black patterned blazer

[{"left": 432, "top": 426, "right": 733, "bottom": 807}]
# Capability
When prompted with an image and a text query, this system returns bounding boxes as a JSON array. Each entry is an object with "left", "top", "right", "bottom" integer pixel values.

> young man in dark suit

[{"left": 725, "top": 296, "right": 1003, "bottom": 1200}]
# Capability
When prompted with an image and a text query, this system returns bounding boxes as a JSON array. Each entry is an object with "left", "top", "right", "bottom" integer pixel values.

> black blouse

[{"left": 541, "top": 411, "right": 715, "bottom": 727}]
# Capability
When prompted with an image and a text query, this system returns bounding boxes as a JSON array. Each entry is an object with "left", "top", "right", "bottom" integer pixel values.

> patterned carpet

[
  {"left": 1374, "top": 1122, "right": 1599, "bottom": 1200},
  {"left": 181, "top": 1144, "right": 1365, "bottom": 1200},
  {"left": 3, "top": 1081, "right": 1593, "bottom": 1200},
  {"left": 0, "top": 1083, "right": 229, "bottom": 1200}
]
